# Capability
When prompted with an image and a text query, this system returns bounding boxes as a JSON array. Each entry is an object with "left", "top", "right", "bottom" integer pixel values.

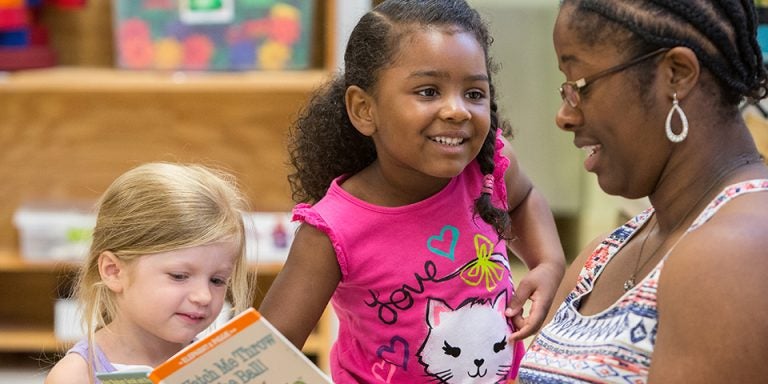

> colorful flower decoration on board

[
  {"left": 143, "top": 0, "right": 174, "bottom": 9},
  {"left": 229, "top": 40, "right": 255, "bottom": 69},
  {"left": 115, "top": 0, "right": 312, "bottom": 70},
  {"left": 226, "top": 23, "right": 246, "bottom": 44},
  {"left": 269, "top": 3, "right": 301, "bottom": 45},
  {"left": 242, "top": 18, "right": 271, "bottom": 39},
  {"left": 182, "top": 33, "right": 214, "bottom": 70},
  {"left": 118, "top": 18, "right": 154, "bottom": 69},
  {"left": 258, "top": 39, "right": 290, "bottom": 70},
  {"left": 119, "top": 18, "right": 151, "bottom": 41},
  {"left": 153, "top": 38, "right": 183, "bottom": 69}
]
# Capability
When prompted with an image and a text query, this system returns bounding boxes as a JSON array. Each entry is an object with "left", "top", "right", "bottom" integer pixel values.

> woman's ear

[
  {"left": 345, "top": 85, "right": 377, "bottom": 136},
  {"left": 99, "top": 251, "right": 125, "bottom": 293},
  {"left": 659, "top": 46, "right": 700, "bottom": 100}
]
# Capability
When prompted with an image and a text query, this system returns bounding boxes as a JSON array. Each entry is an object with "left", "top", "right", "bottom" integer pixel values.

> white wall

[
  {"left": 470, "top": 1, "right": 583, "bottom": 216},
  {"left": 471, "top": 0, "right": 644, "bottom": 248},
  {"left": 333, "top": 0, "right": 372, "bottom": 71}
]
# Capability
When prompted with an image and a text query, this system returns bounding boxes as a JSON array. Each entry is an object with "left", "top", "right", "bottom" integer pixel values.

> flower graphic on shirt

[{"left": 460, "top": 234, "right": 507, "bottom": 292}]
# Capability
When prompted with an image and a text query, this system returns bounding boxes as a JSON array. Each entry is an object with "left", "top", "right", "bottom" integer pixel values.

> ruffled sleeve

[{"left": 292, "top": 203, "right": 349, "bottom": 279}]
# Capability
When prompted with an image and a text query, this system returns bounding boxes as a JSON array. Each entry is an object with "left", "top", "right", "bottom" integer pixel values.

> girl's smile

[
  {"left": 175, "top": 311, "right": 208, "bottom": 324},
  {"left": 430, "top": 135, "right": 468, "bottom": 147}
]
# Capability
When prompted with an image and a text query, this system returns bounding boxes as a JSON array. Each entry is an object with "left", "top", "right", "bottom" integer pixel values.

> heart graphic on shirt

[
  {"left": 376, "top": 336, "right": 409, "bottom": 369},
  {"left": 371, "top": 359, "right": 396, "bottom": 383},
  {"left": 427, "top": 225, "right": 459, "bottom": 261}
]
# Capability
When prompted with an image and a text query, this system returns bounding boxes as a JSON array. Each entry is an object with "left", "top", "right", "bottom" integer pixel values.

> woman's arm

[
  {"left": 648, "top": 206, "right": 768, "bottom": 383},
  {"left": 259, "top": 223, "right": 341, "bottom": 349},
  {"left": 499, "top": 136, "right": 566, "bottom": 340}
]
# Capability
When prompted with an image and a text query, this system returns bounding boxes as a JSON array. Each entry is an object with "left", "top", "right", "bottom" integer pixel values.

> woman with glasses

[{"left": 518, "top": 0, "right": 768, "bottom": 383}]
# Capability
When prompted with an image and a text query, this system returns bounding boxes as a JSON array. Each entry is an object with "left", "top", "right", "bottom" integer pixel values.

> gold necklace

[
  {"left": 622, "top": 155, "right": 761, "bottom": 292},
  {"left": 624, "top": 217, "right": 661, "bottom": 291}
]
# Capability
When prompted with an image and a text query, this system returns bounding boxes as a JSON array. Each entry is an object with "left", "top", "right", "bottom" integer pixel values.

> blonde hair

[{"left": 75, "top": 162, "right": 254, "bottom": 376}]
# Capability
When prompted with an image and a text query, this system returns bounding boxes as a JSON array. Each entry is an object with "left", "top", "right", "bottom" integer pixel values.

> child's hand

[{"left": 505, "top": 262, "right": 563, "bottom": 341}]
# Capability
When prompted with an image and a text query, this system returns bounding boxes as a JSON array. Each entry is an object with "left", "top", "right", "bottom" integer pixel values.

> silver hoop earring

[{"left": 665, "top": 93, "right": 688, "bottom": 143}]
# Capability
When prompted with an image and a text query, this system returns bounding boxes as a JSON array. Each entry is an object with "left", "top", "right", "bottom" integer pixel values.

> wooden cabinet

[{"left": 0, "top": 0, "right": 335, "bottom": 373}]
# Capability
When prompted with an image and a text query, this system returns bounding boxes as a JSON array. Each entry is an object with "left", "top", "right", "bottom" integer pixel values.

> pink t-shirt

[{"left": 294, "top": 136, "right": 525, "bottom": 383}]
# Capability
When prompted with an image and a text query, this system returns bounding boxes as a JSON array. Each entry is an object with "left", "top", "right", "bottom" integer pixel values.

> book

[{"left": 96, "top": 308, "right": 332, "bottom": 384}]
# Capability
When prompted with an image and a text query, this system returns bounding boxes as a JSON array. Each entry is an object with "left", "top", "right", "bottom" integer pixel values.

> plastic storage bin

[
  {"left": 242, "top": 211, "right": 298, "bottom": 264},
  {"left": 55, "top": 298, "right": 84, "bottom": 342},
  {"left": 13, "top": 202, "right": 96, "bottom": 261}
]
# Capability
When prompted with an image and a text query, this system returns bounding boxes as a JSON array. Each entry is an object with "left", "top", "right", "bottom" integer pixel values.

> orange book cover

[{"left": 97, "top": 308, "right": 331, "bottom": 384}]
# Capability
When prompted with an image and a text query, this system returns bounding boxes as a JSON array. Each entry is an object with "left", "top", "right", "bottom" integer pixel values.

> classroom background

[{"left": 1, "top": 1, "right": 766, "bottom": 383}]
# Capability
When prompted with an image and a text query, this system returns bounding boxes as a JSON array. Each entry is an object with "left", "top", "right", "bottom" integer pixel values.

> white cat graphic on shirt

[{"left": 417, "top": 290, "right": 513, "bottom": 383}]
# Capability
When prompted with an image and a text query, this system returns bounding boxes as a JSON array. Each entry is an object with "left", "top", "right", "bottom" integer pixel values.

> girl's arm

[
  {"left": 498, "top": 136, "right": 566, "bottom": 341},
  {"left": 259, "top": 223, "right": 341, "bottom": 349},
  {"left": 44, "top": 353, "right": 90, "bottom": 384}
]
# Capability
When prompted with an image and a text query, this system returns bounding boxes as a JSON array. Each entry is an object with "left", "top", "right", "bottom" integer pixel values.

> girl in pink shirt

[{"left": 260, "top": 1, "right": 565, "bottom": 382}]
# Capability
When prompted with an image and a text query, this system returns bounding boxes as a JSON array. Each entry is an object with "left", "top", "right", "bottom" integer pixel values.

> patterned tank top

[{"left": 518, "top": 179, "right": 768, "bottom": 383}]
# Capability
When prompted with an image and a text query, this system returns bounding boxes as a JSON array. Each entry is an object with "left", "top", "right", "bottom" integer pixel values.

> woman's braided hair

[{"left": 563, "top": 0, "right": 768, "bottom": 106}]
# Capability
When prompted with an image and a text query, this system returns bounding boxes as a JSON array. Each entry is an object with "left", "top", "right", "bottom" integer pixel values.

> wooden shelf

[
  {"left": 0, "top": 251, "right": 67, "bottom": 272},
  {"left": 0, "top": 327, "right": 68, "bottom": 353},
  {"left": 0, "top": 67, "right": 330, "bottom": 93}
]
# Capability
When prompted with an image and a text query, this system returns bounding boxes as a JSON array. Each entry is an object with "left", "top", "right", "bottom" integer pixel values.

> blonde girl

[{"left": 45, "top": 162, "right": 253, "bottom": 384}]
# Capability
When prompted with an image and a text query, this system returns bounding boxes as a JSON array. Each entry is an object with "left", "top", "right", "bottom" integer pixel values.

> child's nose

[
  {"left": 189, "top": 281, "right": 212, "bottom": 305},
  {"left": 439, "top": 95, "right": 471, "bottom": 122}
]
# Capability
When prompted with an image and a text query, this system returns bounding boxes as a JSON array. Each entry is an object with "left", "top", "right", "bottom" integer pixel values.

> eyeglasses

[{"left": 559, "top": 47, "right": 670, "bottom": 108}]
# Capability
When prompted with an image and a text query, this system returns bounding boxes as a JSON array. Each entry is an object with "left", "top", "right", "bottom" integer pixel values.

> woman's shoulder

[
  {"left": 692, "top": 185, "right": 768, "bottom": 251},
  {"left": 669, "top": 188, "right": 768, "bottom": 264},
  {"left": 45, "top": 352, "right": 90, "bottom": 384},
  {"left": 651, "top": 190, "right": 768, "bottom": 378},
  {"left": 658, "top": 191, "right": 768, "bottom": 303}
]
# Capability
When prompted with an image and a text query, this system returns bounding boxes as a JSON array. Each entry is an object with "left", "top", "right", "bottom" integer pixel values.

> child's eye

[
  {"left": 169, "top": 273, "right": 188, "bottom": 281},
  {"left": 211, "top": 277, "right": 228, "bottom": 287},
  {"left": 466, "top": 90, "right": 486, "bottom": 100},
  {"left": 416, "top": 87, "right": 439, "bottom": 97}
]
